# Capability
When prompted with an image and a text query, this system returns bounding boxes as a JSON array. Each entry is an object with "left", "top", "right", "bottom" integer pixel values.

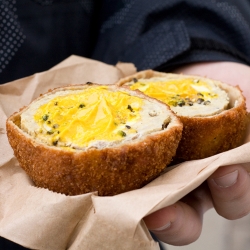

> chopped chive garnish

[
  {"left": 197, "top": 98, "right": 204, "bottom": 104},
  {"left": 118, "top": 130, "right": 126, "bottom": 137},
  {"left": 127, "top": 105, "right": 133, "bottom": 112},
  {"left": 42, "top": 114, "right": 49, "bottom": 121}
]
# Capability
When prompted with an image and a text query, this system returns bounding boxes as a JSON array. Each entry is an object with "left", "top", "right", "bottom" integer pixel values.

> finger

[
  {"left": 207, "top": 164, "right": 250, "bottom": 220},
  {"left": 144, "top": 201, "right": 202, "bottom": 246},
  {"left": 144, "top": 184, "right": 213, "bottom": 246}
]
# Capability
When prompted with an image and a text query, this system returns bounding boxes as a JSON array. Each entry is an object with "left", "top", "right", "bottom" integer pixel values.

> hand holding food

[{"left": 143, "top": 62, "right": 250, "bottom": 246}]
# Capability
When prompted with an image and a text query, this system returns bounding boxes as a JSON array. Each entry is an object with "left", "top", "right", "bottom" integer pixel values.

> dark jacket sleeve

[{"left": 92, "top": 0, "right": 250, "bottom": 71}]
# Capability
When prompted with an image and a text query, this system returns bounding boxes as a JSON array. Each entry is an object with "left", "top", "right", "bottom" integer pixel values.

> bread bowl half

[
  {"left": 6, "top": 83, "right": 183, "bottom": 196},
  {"left": 116, "top": 70, "right": 248, "bottom": 162}
]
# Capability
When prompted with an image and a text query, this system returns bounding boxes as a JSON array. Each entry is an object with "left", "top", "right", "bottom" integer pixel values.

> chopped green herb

[
  {"left": 168, "top": 101, "right": 177, "bottom": 107},
  {"left": 79, "top": 104, "right": 85, "bottom": 108},
  {"left": 203, "top": 100, "right": 211, "bottom": 105},
  {"left": 197, "top": 98, "right": 204, "bottom": 104},
  {"left": 53, "top": 124, "right": 59, "bottom": 129},
  {"left": 118, "top": 130, "right": 126, "bottom": 137},
  {"left": 177, "top": 100, "right": 185, "bottom": 107},
  {"left": 42, "top": 114, "right": 49, "bottom": 121},
  {"left": 127, "top": 105, "right": 134, "bottom": 112}
]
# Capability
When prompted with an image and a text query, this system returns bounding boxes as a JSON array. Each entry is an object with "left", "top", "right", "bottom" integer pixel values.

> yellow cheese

[
  {"left": 126, "top": 76, "right": 230, "bottom": 117},
  {"left": 34, "top": 86, "right": 143, "bottom": 147},
  {"left": 130, "top": 78, "right": 217, "bottom": 107}
]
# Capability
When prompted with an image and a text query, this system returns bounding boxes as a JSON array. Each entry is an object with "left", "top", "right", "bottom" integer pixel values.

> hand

[
  {"left": 144, "top": 62, "right": 250, "bottom": 246},
  {"left": 144, "top": 164, "right": 250, "bottom": 246}
]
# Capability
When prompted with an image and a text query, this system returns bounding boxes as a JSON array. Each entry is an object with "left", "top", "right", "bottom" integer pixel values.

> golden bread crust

[
  {"left": 117, "top": 70, "right": 249, "bottom": 161},
  {"left": 175, "top": 103, "right": 248, "bottom": 161},
  {"left": 6, "top": 84, "right": 183, "bottom": 196}
]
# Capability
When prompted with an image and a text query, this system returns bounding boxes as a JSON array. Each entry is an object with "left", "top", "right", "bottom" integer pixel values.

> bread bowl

[
  {"left": 6, "top": 83, "right": 183, "bottom": 196},
  {"left": 116, "top": 70, "right": 248, "bottom": 162}
]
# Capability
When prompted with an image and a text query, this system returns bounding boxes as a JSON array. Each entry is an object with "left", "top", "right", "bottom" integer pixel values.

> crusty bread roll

[
  {"left": 117, "top": 70, "right": 249, "bottom": 162},
  {"left": 6, "top": 83, "right": 183, "bottom": 196}
]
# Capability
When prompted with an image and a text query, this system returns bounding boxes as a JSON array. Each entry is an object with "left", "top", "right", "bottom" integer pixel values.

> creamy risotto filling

[
  {"left": 127, "top": 77, "right": 229, "bottom": 117},
  {"left": 21, "top": 86, "right": 170, "bottom": 150}
]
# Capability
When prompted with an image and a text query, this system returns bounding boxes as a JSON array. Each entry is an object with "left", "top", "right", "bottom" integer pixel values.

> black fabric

[
  {"left": 0, "top": 237, "right": 29, "bottom": 250},
  {"left": 151, "top": 232, "right": 167, "bottom": 250}
]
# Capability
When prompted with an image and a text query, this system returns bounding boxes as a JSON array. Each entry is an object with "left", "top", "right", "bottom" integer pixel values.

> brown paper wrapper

[{"left": 0, "top": 55, "right": 250, "bottom": 250}]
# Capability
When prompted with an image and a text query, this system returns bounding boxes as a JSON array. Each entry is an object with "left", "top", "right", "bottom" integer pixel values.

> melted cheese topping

[
  {"left": 128, "top": 77, "right": 229, "bottom": 117},
  {"left": 21, "top": 86, "right": 170, "bottom": 150},
  {"left": 33, "top": 86, "right": 143, "bottom": 147}
]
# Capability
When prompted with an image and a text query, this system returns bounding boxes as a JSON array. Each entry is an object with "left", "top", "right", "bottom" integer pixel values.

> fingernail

[
  {"left": 151, "top": 222, "right": 171, "bottom": 232},
  {"left": 213, "top": 170, "right": 238, "bottom": 188}
]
